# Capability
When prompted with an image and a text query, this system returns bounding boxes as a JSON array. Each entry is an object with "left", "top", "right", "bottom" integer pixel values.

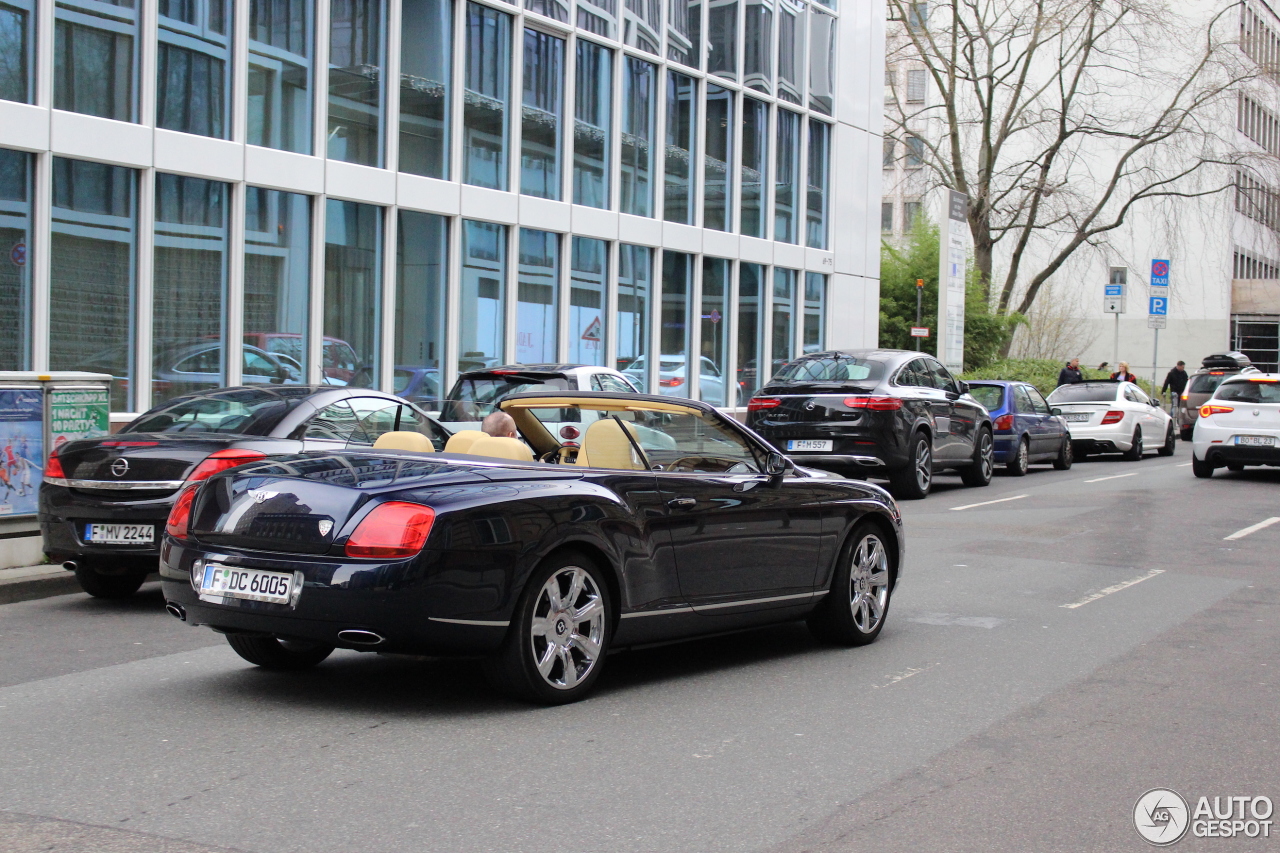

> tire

[
  {"left": 1052, "top": 436, "right": 1074, "bottom": 470},
  {"left": 74, "top": 564, "right": 148, "bottom": 599},
  {"left": 887, "top": 433, "right": 932, "bottom": 500},
  {"left": 1157, "top": 422, "right": 1176, "bottom": 457},
  {"left": 1180, "top": 427, "right": 1193, "bottom": 442},
  {"left": 807, "top": 522, "right": 894, "bottom": 646},
  {"left": 1122, "top": 428, "right": 1144, "bottom": 461},
  {"left": 1006, "top": 437, "right": 1030, "bottom": 476},
  {"left": 225, "top": 634, "right": 334, "bottom": 670},
  {"left": 959, "top": 428, "right": 994, "bottom": 487},
  {"left": 1191, "top": 455, "right": 1215, "bottom": 479},
  {"left": 484, "top": 550, "right": 612, "bottom": 705}
]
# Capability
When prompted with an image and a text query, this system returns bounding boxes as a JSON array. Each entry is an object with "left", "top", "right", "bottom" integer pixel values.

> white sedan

[
  {"left": 1191, "top": 373, "right": 1280, "bottom": 478},
  {"left": 1046, "top": 380, "right": 1176, "bottom": 459}
]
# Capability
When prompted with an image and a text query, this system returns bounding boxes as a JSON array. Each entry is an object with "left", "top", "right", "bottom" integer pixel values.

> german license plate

[
  {"left": 85, "top": 523, "right": 155, "bottom": 545},
  {"left": 1063, "top": 413, "right": 1091, "bottom": 423},
  {"left": 1236, "top": 435, "right": 1276, "bottom": 447},
  {"left": 199, "top": 563, "right": 297, "bottom": 605},
  {"left": 787, "top": 439, "right": 833, "bottom": 452}
]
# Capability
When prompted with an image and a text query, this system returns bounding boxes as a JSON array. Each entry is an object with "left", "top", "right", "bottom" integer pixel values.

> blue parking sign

[
  {"left": 1149, "top": 296, "right": 1168, "bottom": 315},
  {"left": 1150, "top": 259, "right": 1169, "bottom": 287}
]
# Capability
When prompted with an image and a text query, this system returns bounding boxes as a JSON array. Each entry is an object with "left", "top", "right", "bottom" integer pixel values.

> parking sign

[
  {"left": 1149, "top": 296, "right": 1168, "bottom": 315},
  {"left": 1150, "top": 259, "right": 1169, "bottom": 287}
]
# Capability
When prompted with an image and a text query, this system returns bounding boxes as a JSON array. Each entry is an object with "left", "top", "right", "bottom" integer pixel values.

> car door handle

[{"left": 667, "top": 497, "right": 697, "bottom": 509}]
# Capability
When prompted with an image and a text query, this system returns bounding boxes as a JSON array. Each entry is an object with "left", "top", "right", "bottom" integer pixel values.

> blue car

[{"left": 966, "top": 380, "right": 1073, "bottom": 475}]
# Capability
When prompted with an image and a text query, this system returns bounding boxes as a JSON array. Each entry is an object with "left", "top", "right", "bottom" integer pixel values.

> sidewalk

[{"left": 0, "top": 563, "right": 80, "bottom": 605}]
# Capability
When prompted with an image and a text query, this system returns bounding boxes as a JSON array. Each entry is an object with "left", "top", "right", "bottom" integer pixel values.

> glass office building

[{"left": 0, "top": 0, "right": 883, "bottom": 412}]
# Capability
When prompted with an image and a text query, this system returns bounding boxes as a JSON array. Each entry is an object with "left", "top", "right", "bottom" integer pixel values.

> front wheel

[
  {"left": 225, "top": 635, "right": 335, "bottom": 670},
  {"left": 887, "top": 433, "right": 932, "bottom": 500},
  {"left": 1052, "top": 436, "right": 1074, "bottom": 470},
  {"left": 1006, "top": 437, "right": 1029, "bottom": 476},
  {"left": 1157, "top": 422, "right": 1176, "bottom": 457},
  {"left": 959, "top": 428, "right": 994, "bottom": 487},
  {"left": 484, "top": 551, "right": 612, "bottom": 705},
  {"left": 1191, "top": 455, "right": 1215, "bottom": 479},
  {"left": 1122, "top": 428, "right": 1144, "bottom": 461},
  {"left": 74, "top": 564, "right": 148, "bottom": 599},
  {"left": 807, "top": 523, "right": 894, "bottom": 646}
]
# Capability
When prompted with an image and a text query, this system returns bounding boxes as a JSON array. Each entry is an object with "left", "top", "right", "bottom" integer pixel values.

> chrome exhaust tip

[
  {"left": 337, "top": 629, "right": 385, "bottom": 646},
  {"left": 62, "top": 561, "right": 78, "bottom": 572},
  {"left": 165, "top": 602, "right": 187, "bottom": 621}
]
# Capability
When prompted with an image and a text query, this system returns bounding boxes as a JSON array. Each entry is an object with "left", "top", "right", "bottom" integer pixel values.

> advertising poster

[
  {"left": 0, "top": 388, "right": 44, "bottom": 517},
  {"left": 49, "top": 387, "right": 110, "bottom": 452}
]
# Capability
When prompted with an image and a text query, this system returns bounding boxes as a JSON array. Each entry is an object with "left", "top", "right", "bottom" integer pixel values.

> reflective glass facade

[{"left": 2, "top": 0, "right": 853, "bottom": 414}]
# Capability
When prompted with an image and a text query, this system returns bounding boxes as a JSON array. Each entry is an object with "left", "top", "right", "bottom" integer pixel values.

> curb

[{"left": 0, "top": 570, "right": 82, "bottom": 605}]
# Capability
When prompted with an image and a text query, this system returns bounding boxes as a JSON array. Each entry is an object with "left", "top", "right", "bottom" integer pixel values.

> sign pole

[
  {"left": 915, "top": 279, "right": 923, "bottom": 351},
  {"left": 1152, "top": 328, "right": 1159, "bottom": 395},
  {"left": 1113, "top": 314, "right": 1120, "bottom": 367}
]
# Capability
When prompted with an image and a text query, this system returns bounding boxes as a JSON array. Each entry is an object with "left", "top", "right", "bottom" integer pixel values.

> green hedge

[{"left": 961, "top": 358, "right": 1158, "bottom": 397}]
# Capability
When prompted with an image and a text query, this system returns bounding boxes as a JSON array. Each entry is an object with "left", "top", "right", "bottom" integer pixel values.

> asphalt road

[{"left": 2, "top": 449, "right": 1277, "bottom": 853}]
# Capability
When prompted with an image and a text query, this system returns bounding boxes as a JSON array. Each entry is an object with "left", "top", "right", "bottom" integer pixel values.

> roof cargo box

[{"left": 1201, "top": 352, "right": 1252, "bottom": 370}]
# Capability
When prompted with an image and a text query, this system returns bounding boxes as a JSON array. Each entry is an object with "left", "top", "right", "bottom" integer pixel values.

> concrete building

[{"left": 0, "top": 0, "right": 885, "bottom": 425}]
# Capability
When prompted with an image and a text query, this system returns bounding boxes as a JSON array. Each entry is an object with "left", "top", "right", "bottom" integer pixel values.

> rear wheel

[
  {"left": 1157, "top": 422, "right": 1176, "bottom": 457},
  {"left": 225, "top": 635, "right": 334, "bottom": 670},
  {"left": 1006, "top": 437, "right": 1030, "bottom": 476},
  {"left": 74, "top": 564, "right": 148, "bottom": 599},
  {"left": 888, "top": 433, "right": 932, "bottom": 500},
  {"left": 959, "top": 428, "right": 994, "bottom": 487},
  {"left": 807, "top": 523, "right": 894, "bottom": 646},
  {"left": 1122, "top": 428, "right": 1144, "bottom": 461},
  {"left": 484, "top": 551, "right": 612, "bottom": 705},
  {"left": 1052, "top": 437, "right": 1074, "bottom": 470},
  {"left": 1191, "top": 455, "right": 1215, "bottom": 479}
]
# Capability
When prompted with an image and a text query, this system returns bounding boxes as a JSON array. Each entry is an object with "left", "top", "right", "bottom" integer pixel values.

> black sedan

[
  {"left": 40, "top": 386, "right": 449, "bottom": 598},
  {"left": 747, "top": 350, "right": 994, "bottom": 499},
  {"left": 158, "top": 391, "right": 903, "bottom": 704}
]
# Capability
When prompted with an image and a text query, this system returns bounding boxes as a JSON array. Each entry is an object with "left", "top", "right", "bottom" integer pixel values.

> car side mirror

[
  {"left": 957, "top": 380, "right": 970, "bottom": 394},
  {"left": 765, "top": 451, "right": 788, "bottom": 483},
  {"left": 1051, "top": 407, "right": 1062, "bottom": 416}
]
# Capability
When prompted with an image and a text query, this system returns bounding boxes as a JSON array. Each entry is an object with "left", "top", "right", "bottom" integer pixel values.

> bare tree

[
  {"left": 1009, "top": 280, "right": 1101, "bottom": 359},
  {"left": 884, "top": 0, "right": 1259, "bottom": 341}
]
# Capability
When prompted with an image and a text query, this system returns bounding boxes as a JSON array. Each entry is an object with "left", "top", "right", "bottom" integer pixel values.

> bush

[{"left": 962, "top": 358, "right": 1158, "bottom": 397}]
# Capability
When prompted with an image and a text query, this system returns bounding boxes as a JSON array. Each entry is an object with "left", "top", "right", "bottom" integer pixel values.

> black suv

[{"left": 746, "top": 349, "right": 994, "bottom": 499}]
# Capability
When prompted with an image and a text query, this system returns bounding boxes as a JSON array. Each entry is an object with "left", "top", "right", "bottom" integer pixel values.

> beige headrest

[
  {"left": 443, "top": 430, "right": 489, "bottom": 454},
  {"left": 372, "top": 431, "right": 435, "bottom": 452},
  {"left": 574, "top": 419, "right": 643, "bottom": 469},
  {"left": 468, "top": 435, "right": 535, "bottom": 463}
]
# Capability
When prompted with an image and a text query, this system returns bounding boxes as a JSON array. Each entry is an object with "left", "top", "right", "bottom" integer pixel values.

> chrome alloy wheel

[
  {"left": 978, "top": 431, "right": 994, "bottom": 479},
  {"left": 529, "top": 565, "right": 606, "bottom": 690},
  {"left": 849, "top": 534, "right": 891, "bottom": 633},
  {"left": 914, "top": 440, "right": 932, "bottom": 492}
]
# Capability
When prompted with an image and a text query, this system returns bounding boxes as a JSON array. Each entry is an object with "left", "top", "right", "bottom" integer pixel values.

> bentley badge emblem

[
  {"left": 805, "top": 401, "right": 816, "bottom": 411},
  {"left": 318, "top": 520, "right": 334, "bottom": 536},
  {"left": 248, "top": 489, "right": 278, "bottom": 503},
  {"left": 110, "top": 458, "right": 129, "bottom": 477}
]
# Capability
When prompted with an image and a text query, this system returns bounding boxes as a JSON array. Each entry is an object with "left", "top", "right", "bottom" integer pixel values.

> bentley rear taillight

[{"left": 345, "top": 502, "right": 437, "bottom": 559}]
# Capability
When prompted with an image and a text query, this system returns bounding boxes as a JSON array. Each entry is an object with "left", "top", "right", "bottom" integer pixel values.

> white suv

[{"left": 1191, "top": 373, "right": 1280, "bottom": 478}]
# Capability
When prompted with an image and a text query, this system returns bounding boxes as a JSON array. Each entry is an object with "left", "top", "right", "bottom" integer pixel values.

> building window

[
  {"left": 328, "top": 0, "right": 386, "bottom": 166},
  {"left": 324, "top": 199, "right": 382, "bottom": 386},
  {"left": 1238, "top": 92, "right": 1280, "bottom": 156},
  {"left": 1236, "top": 169, "right": 1280, "bottom": 232},
  {"left": 905, "top": 134, "right": 925, "bottom": 167},
  {"left": 399, "top": 0, "right": 450, "bottom": 177},
  {"left": 737, "top": 262, "right": 765, "bottom": 400},
  {"left": 157, "top": 0, "right": 234, "bottom": 138},
  {"left": 882, "top": 137, "right": 894, "bottom": 167},
  {"left": 907, "top": 1, "right": 927, "bottom": 30},
  {"left": 774, "top": 108, "right": 800, "bottom": 242},
  {"left": 50, "top": 158, "right": 138, "bottom": 410},
  {"left": 54, "top": 0, "right": 140, "bottom": 122},
  {"left": 772, "top": 267, "right": 796, "bottom": 372},
  {"left": 743, "top": 0, "right": 771, "bottom": 95},
  {"left": 617, "top": 243, "right": 652, "bottom": 388},
  {"left": 664, "top": 70, "right": 697, "bottom": 224},
  {"left": 806, "top": 118, "right": 830, "bottom": 248},
  {"left": 152, "top": 174, "right": 230, "bottom": 404},
  {"left": 573, "top": 40, "right": 612, "bottom": 209},
  {"left": 569, "top": 237, "right": 606, "bottom": 365},
  {"left": 461, "top": 219, "right": 507, "bottom": 370},
  {"left": 0, "top": 0, "right": 35, "bottom": 104},
  {"left": 804, "top": 272, "right": 826, "bottom": 353},
  {"left": 700, "top": 256, "right": 730, "bottom": 406},
  {"left": 245, "top": 188, "right": 311, "bottom": 385},
  {"left": 1234, "top": 246, "right": 1280, "bottom": 280},
  {"left": 708, "top": 0, "right": 737, "bottom": 81},
  {"left": 395, "top": 210, "right": 447, "bottom": 402},
  {"left": 740, "top": 96, "right": 769, "bottom": 238},
  {"left": 464, "top": 3, "right": 512, "bottom": 190},
  {"left": 526, "top": 0, "right": 568, "bottom": 23},
  {"left": 881, "top": 201, "right": 894, "bottom": 232},
  {"left": 667, "top": 0, "right": 700, "bottom": 70},
  {"left": 516, "top": 227, "right": 559, "bottom": 362},
  {"left": 622, "top": 0, "right": 659, "bottom": 55},
  {"left": 906, "top": 68, "right": 926, "bottom": 103},
  {"left": 660, "top": 250, "right": 692, "bottom": 393},
  {"left": 248, "top": 0, "right": 314, "bottom": 154},
  {"left": 620, "top": 56, "right": 656, "bottom": 217},
  {"left": 808, "top": 7, "right": 835, "bottom": 116},
  {"left": 576, "top": 0, "right": 614, "bottom": 39},
  {"left": 704, "top": 84, "right": 734, "bottom": 232},
  {"left": 521, "top": 28, "right": 564, "bottom": 199},
  {"left": 776, "top": 0, "right": 804, "bottom": 105},
  {"left": 0, "top": 148, "right": 32, "bottom": 370},
  {"left": 903, "top": 199, "right": 921, "bottom": 227}
]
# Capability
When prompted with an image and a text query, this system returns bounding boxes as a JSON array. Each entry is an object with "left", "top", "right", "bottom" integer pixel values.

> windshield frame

[{"left": 123, "top": 389, "right": 306, "bottom": 435}]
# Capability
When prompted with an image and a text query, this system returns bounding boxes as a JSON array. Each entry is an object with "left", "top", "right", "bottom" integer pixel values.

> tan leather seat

[
  {"left": 372, "top": 431, "right": 435, "bottom": 452},
  {"left": 443, "top": 430, "right": 488, "bottom": 454},
  {"left": 573, "top": 419, "right": 643, "bottom": 469},
  {"left": 468, "top": 435, "right": 535, "bottom": 463}
]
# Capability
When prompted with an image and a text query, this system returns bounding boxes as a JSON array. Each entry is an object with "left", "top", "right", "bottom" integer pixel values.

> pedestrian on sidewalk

[
  {"left": 1057, "top": 358, "right": 1084, "bottom": 386},
  {"left": 1162, "top": 361, "right": 1188, "bottom": 398},
  {"left": 1110, "top": 361, "right": 1138, "bottom": 383}
]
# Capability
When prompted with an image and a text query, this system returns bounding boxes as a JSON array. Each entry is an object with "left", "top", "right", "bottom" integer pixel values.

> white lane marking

[
  {"left": 873, "top": 661, "right": 940, "bottom": 689},
  {"left": 1083, "top": 472, "right": 1138, "bottom": 483},
  {"left": 949, "top": 494, "right": 1029, "bottom": 511},
  {"left": 1224, "top": 517, "right": 1280, "bottom": 541},
  {"left": 1061, "top": 569, "right": 1165, "bottom": 609},
  {"left": 1177, "top": 462, "right": 1193, "bottom": 467}
]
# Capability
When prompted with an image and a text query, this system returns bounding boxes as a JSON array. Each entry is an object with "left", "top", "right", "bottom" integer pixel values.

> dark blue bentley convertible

[{"left": 160, "top": 391, "right": 904, "bottom": 704}]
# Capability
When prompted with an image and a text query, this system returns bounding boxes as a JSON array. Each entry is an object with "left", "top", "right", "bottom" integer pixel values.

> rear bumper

[
  {"left": 38, "top": 485, "right": 170, "bottom": 563},
  {"left": 993, "top": 434, "right": 1018, "bottom": 462}
]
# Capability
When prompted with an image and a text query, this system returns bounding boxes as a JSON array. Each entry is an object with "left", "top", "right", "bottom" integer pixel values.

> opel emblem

[
  {"left": 248, "top": 489, "right": 278, "bottom": 503},
  {"left": 318, "top": 520, "right": 333, "bottom": 536},
  {"left": 110, "top": 458, "right": 129, "bottom": 478}
]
